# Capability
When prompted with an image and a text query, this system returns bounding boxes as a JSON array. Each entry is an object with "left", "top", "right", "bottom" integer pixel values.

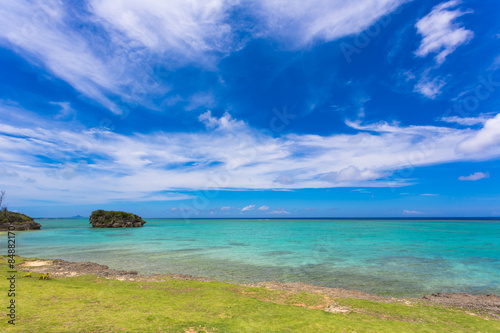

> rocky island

[
  {"left": 0, "top": 210, "right": 42, "bottom": 231},
  {"left": 89, "top": 209, "right": 146, "bottom": 228}
]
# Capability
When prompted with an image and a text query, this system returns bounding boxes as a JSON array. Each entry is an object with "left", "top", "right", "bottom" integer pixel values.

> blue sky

[{"left": 0, "top": 0, "right": 499, "bottom": 218}]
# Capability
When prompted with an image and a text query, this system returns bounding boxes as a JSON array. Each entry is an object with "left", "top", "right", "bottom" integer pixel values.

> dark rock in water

[
  {"left": 89, "top": 209, "right": 146, "bottom": 228},
  {"left": 0, "top": 211, "right": 41, "bottom": 231}
]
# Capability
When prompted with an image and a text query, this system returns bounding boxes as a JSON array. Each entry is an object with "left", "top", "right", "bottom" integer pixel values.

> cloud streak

[
  {"left": 255, "top": 0, "right": 408, "bottom": 47},
  {"left": 0, "top": 0, "right": 410, "bottom": 113},
  {"left": 1, "top": 104, "right": 500, "bottom": 204},
  {"left": 241, "top": 205, "right": 255, "bottom": 211},
  {"left": 403, "top": 210, "right": 422, "bottom": 214},
  {"left": 458, "top": 172, "right": 489, "bottom": 181},
  {"left": 415, "top": 0, "right": 474, "bottom": 65}
]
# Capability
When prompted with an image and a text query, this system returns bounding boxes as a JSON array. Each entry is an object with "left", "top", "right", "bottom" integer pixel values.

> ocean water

[{"left": 3, "top": 218, "right": 500, "bottom": 297}]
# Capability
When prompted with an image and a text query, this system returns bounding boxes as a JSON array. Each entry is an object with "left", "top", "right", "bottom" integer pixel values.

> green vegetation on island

[
  {"left": 1, "top": 257, "right": 499, "bottom": 332},
  {"left": 0, "top": 191, "right": 41, "bottom": 231},
  {"left": 89, "top": 209, "right": 146, "bottom": 228}
]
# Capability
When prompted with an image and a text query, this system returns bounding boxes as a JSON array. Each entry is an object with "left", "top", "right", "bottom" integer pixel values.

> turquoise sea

[{"left": 4, "top": 218, "right": 500, "bottom": 297}]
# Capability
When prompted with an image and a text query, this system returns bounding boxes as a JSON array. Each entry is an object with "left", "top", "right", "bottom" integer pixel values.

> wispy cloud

[
  {"left": 269, "top": 209, "right": 290, "bottom": 215},
  {"left": 90, "top": 0, "right": 236, "bottom": 56},
  {"left": 241, "top": 205, "right": 255, "bottom": 211},
  {"left": 258, "top": 205, "right": 271, "bottom": 211},
  {"left": 171, "top": 207, "right": 191, "bottom": 212},
  {"left": 1, "top": 103, "right": 500, "bottom": 204},
  {"left": 0, "top": 1, "right": 230, "bottom": 113},
  {"left": 439, "top": 114, "right": 493, "bottom": 126},
  {"left": 403, "top": 209, "right": 422, "bottom": 214},
  {"left": 458, "top": 172, "right": 490, "bottom": 181},
  {"left": 322, "top": 166, "right": 383, "bottom": 183},
  {"left": 0, "top": 1, "right": 129, "bottom": 113},
  {"left": 415, "top": 0, "right": 474, "bottom": 65},
  {"left": 0, "top": 0, "right": 410, "bottom": 114},
  {"left": 458, "top": 113, "right": 500, "bottom": 153},
  {"left": 414, "top": 75, "right": 447, "bottom": 99},
  {"left": 257, "top": 0, "right": 408, "bottom": 47},
  {"left": 352, "top": 189, "right": 371, "bottom": 194}
]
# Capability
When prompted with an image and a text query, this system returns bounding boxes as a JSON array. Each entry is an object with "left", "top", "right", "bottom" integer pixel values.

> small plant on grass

[
  {"left": 23, "top": 272, "right": 32, "bottom": 278},
  {"left": 38, "top": 272, "right": 51, "bottom": 280}
]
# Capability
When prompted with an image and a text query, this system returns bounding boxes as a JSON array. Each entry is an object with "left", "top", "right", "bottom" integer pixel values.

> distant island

[{"left": 89, "top": 209, "right": 146, "bottom": 228}]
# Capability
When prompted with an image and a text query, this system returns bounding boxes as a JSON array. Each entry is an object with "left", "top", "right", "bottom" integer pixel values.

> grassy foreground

[{"left": 1, "top": 257, "right": 499, "bottom": 332}]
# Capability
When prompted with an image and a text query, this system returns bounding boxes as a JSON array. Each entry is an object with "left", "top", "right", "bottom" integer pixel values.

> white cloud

[
  {"left": 458, "top": 113, "right": 500, "bottom": 153},
  {"left": 241, "top": 205, "right": 255, "bottom": 211},
  {"left": 415, "top": 0, "right": 474, "bottom": 65},
  {"left": 258, "top": 205, "right": 270, "bottom": 211},
  {"left": 1, "top": 104, "right": 500, "bottom": 205},
  {"left": 322, "top": 166, "right": 383, "bottom": 183},
  {"left": 439, "top": 114, "right": 492, "bottom": 126},
  {"left": 0, "top": 1, "right": 170, "bottom": 113},
  {"left": 0, "top": 0, "right": 410, "bottom": 113},
  {"left": 220, "top": 206, "right": 232, "bottom": 211},
  {"left": 403, "top": 210, "right": 422, "bottom": 214},
  {"left": 171, "top": 207, "right": 191, "bottom": 212},
  {"left": 51, "top": 102, "right": 76, "bottom": 120},
  {"left": 257, "top": 0, "right": 408, "bottom": 47},
  {"left": 0, "top": 1, "right": 231, "bottom": 113},
  {"left": 414, "top": 75, "right": 447, "bottom": 99},
  {"left": 458, "top": 172, "right": 490, "bottom": 181},
  {"left": 421, "top": 193, "right": 438, "bottom": 196},
  {"left": 269, "top": 209, "right": 290, "bottom": 215},
  {"left": 198, "top": 110, "right": 246, "bottom": 131},
  {"left": 90, "top": 0, "right": 236, "bottom": 56},
  {"left": 352, "top": 189, "right": 371, "bottom": 194}
]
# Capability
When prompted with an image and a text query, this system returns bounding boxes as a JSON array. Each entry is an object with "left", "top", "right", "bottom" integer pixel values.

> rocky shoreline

[
  {"left": 18, "top": 258, "right": 500, "bottom": 318},
  {"left": 0, "top": 211, "right": 41, "bottom": 231},
  {"left": 0, "top": 221, "right": 41, "bottom": 231}
]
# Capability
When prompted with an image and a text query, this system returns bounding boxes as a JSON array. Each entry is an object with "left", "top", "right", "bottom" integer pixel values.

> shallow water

[{"left": 4, "top": 218, "right": 500, "bottom": 297}]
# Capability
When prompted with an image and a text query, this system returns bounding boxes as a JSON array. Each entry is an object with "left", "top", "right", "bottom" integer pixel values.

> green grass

[
  {"left": 0, "top": 211, "right": 34, "bottom": 224},
  {"left": 1, "top": 257, "right": 499, "bottom": 332}
]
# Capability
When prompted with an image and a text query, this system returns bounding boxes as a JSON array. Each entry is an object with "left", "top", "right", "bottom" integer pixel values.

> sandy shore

[{"left": 19, "top": 258, "right": 500, "bottom": 318}]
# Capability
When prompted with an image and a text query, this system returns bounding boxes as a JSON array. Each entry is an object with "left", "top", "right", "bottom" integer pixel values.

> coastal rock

[
  {"left": 422, "top": 292, "right": 500, "bottom": 316},
  {"left": 18, "top": 258, "right": 215, "bottom": 282},
  {"left": 21, "top": 259, "right": 139, "bottom": 279},
  {"left": 89, "top": 209, "right": 146, "bottom": 228},
  {"left": 0, "top": 211, "right": 41, "bottom": 231}
]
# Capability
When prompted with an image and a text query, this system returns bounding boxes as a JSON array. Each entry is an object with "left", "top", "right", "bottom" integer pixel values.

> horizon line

[{"left": 34, "top": 217, "right": 500, "bottom": 220}]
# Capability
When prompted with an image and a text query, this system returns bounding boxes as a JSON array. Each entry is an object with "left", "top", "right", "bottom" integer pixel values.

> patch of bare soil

[{"left": 21, "top": 260, "right": 52, "bottom": 267}]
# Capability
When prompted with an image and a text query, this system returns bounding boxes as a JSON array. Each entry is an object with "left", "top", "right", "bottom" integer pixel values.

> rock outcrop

[
  {"left": 89, "top": 209, "right": 146, "bottom": 228},
  {"left": 0, "top": 211, "right": 41, "bottom": 231}
]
